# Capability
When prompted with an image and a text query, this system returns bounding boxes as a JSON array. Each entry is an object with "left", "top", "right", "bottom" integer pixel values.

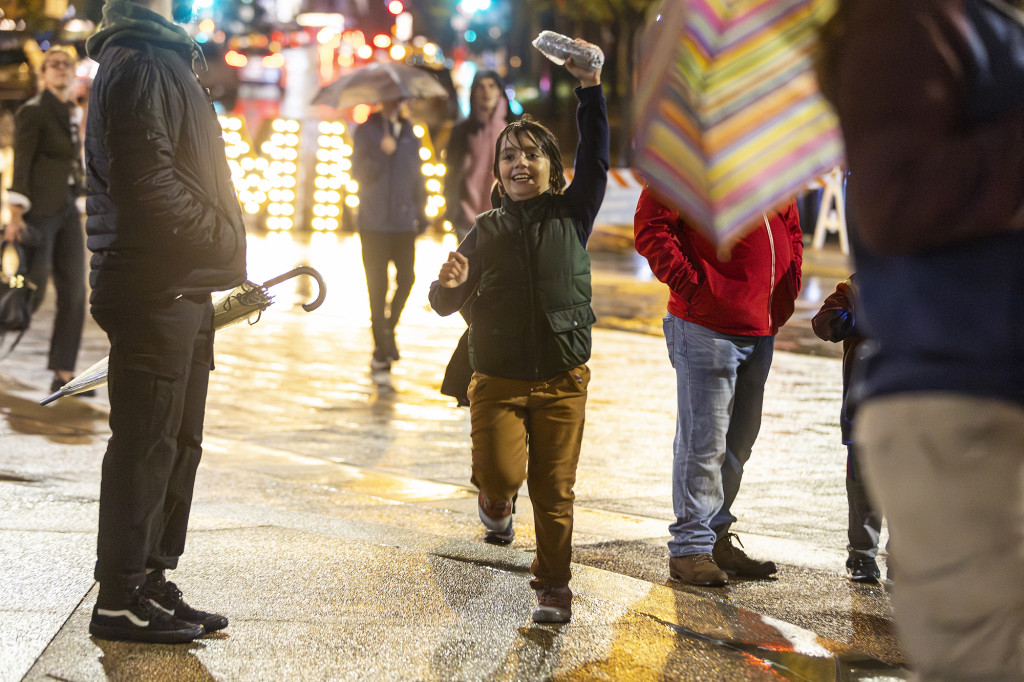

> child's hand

[
  {"left": 438, "top": 251, "right": 469, "bottom": 288},
  {"left": 565, "top": 40, "right": 601, "bottom": 88}
]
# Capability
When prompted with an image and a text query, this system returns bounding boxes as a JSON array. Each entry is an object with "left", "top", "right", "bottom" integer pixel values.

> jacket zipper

[
  {"left": 763, "top": 212, "right": 776, "bottom": 331},
  {"left": 524, "top": 224, "right": 539, "bottom": 378}
]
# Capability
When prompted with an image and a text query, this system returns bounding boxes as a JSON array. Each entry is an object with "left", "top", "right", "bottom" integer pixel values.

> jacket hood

[
  {"left": 86, "top": 0, "right": 205, "bottom": 69},
  {"left": 467, "top": 69, "right": 513, "bottom": 127}
]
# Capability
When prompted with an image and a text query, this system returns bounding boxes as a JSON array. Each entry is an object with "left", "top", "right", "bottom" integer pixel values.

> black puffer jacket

[{"left": 84, "top": 0, "right": 246, "bottom": 306}]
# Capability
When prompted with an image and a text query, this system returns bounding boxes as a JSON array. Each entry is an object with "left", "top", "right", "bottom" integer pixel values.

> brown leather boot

[
  {"left": 713, "top": 533, "right": 777, "bottom": 578},
  {"left": 532, "top": 585, "right": 572, "bottom": 623},
  {"left": 668, "top": 553, "right": 729, "bottom": 586}
]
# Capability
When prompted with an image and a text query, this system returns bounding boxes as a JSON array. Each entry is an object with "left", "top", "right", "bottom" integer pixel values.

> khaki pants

[
  {"left": 468, "top": 366, "right": 590, "bottom": 588},
  {"left": 856, "top": 394, "right": 1024, "bottom": 681}
]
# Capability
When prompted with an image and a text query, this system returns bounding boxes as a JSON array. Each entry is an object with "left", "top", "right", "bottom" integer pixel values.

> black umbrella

[
  {"left": 39, "top": 266, "right": 327, "bottom": 405},
  {"left": 313, "top": 61, "right": 449, "bottom": 109}
]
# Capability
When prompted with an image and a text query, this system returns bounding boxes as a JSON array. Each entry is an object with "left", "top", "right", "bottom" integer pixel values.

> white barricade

[
  {"left": 810, "top": 165, "right": 848, "bottom": 254},
  {"left": 565, "top": 167, "right": 645, "bottom": 227}
]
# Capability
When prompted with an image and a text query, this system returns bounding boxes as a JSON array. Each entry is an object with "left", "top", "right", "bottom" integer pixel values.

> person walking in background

[
  {"left": 811, "top": 273, "right": 886, "bottom": 584},
  {"left": 818, "top": 1, "right": 1024, "bottom": 677},
  {"left": 351, "top": 97, "right": 428, "bottom": 372},
  {"left": 443, "top": 69, "right": 513, "bottom": 242},
  {"left": 84, "top": 0, "right": 247, "bottom": 644},
  {"left": 634, "top": 188, "right": 802, "bottom": 587},
  {"left": 439, "top": 70, "right": 514, "bottom": 405},
  {"left": 5, "top": 46, "right": 88, "bottom": 394},
  {"left": 429, "top": 44, "right": 607, "bottom": 624}
]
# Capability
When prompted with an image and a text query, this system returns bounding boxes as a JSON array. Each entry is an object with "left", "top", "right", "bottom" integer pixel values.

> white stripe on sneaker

[
  {"left": 96, "top": 608, "right": 149, "bottom": 627},
  {"left": 147, "top": 599, "right": 175, "bottom": 616}
]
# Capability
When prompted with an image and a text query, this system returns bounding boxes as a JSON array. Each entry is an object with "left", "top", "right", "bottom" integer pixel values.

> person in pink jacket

[{"left": 634, "top": 187, "right": 802, "bottom": 586}]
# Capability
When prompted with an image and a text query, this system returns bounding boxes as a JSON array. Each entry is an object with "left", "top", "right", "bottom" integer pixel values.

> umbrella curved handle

[{"left": 260, "top": 266, "right": 327, "bottom": 312}]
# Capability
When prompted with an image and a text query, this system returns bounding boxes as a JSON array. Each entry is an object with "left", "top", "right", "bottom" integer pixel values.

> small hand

[
  {"left": 380, "top": 132, "right": 397, "bottom": 155},
  {"left": 565, "top": 39, "right": 601, "bottom": 88},
  {"left": 438, "top": 251, "right": 469, "bottom": 288}
]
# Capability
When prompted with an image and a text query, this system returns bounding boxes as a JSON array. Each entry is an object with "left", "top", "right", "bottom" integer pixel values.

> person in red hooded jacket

[{"left": 634, "top": 187, "right": 802, "bottom": 586}]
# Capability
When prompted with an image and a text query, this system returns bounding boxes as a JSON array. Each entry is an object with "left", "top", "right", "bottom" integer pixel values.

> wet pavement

[{"left": 0, "top": 228, "right": 910, "bottom": 680}]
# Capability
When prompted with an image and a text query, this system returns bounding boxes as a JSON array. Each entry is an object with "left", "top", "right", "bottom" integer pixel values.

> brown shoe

[
  {"left": 713, "top": 533, "right": 777, "bottom": 578},
  {"left": 532, "top": 585, "right": 572, "bottom": 623},
  {"left": 669, "top": 553, "right": 729, "bottom": 586}
]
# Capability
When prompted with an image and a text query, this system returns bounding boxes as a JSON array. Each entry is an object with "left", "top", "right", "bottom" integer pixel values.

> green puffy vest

[{"left": 469, "top": 195, "right": 595, "bottom": 380}]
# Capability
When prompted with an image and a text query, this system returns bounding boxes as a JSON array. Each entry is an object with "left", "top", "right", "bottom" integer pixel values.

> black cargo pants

[{"left": 91, "top": 294, "right": 214, "bottom": 606}]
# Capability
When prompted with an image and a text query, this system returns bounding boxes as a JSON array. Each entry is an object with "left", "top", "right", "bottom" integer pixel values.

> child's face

[{"left": 498, "top": 132, "right": 551, "bottom": 202}]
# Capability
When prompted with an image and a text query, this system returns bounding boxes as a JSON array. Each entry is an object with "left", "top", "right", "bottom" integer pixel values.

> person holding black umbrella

[{"left": 351, "top": 96, "right": 428, "bottom": 372}]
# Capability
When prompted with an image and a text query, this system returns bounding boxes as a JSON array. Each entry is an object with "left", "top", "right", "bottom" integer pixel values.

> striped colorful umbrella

[{"left": 633, "top": 0, "right": 844, "bottom": 252}]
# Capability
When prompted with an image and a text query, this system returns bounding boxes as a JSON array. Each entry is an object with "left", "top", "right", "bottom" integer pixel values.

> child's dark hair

[{"left": 492, "top": 115, "right": 565, "bottom": 196}]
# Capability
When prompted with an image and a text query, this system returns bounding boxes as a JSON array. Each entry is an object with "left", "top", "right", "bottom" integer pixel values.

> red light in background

[
  {"left": 372, "top": 33, "right": 391, "bottom": 48},
  {"left": 387, "top": 0, "right": 404, "bottom": 14}
]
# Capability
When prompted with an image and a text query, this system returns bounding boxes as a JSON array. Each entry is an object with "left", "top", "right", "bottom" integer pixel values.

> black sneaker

[
  {"left": 846, "top": 557, "right": 881, "bottom": 583},
  {"left": 90, "top": 588, "right": 204, "bottom": 644},
  {"left": 712, "top": 533, "right": 777, "bottom": 578},
  {"left": 142, "top": 573, "right": 229, "bottom": 632}
]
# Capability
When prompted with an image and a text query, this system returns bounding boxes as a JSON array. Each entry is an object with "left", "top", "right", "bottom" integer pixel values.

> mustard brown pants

[{"left": 468, "top": 365, "right": 590, "bottom": 589}]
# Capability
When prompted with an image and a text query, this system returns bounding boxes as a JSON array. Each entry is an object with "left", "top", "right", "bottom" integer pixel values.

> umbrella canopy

[
  {"left": 313, "top": 62, "right": 449, "bottom": 110},
  {"left": 39, "top": 266, "right": 326, "bottom": 405},
  {"left": 632, "top": 0, "right": 844, "bottom": 252}
]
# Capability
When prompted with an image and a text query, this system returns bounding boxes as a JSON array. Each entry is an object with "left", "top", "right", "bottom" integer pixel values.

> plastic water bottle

[{"left": 532, "top": 31, "right": 604, "bottom": 70}]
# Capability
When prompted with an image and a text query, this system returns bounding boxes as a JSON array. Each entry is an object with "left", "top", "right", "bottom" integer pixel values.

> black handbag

[{"left": 0, "top": 240, "right": 35, "bottom": 352}]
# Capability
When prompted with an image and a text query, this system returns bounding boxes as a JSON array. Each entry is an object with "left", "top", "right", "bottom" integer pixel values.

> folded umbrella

[
  {"left": 632, "top": 0, "right": 844, "bottom": 253},
  {"left": 39, "top": 266, "right": 326, "bottom": 405},
  {"left": 312, "top": 61, "right": 449, "bottom": 110}
]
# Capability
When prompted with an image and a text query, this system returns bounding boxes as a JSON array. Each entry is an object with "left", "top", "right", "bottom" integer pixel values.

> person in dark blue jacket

[
  {"left": 819, "top": 1, "right": 1024, "bottom": 676},
  {"left": 351, "top": 98, "right": 428, "bottom": 371}
]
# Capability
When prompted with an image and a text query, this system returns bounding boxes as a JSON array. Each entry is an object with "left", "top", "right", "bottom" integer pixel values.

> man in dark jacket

[
  {"left": 818, "top": 1, "right": 1024, "bottom": 677},
  {"left": 634, "top": 187, "right": 802, "bottom": 587},
  {"left": 351, "top": 98, "right": 427, "bottom": 371},
  {"left": 83, "top": 0, "right": 246, "bottom": 644}
]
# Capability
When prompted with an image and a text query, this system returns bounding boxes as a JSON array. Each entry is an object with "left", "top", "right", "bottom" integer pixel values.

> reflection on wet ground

[{"left": 0, "top": 390, "right": 107, "bottom": 445}]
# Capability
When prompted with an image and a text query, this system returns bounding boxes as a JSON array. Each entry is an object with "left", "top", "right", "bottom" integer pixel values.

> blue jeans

[{"left": 664, "top": 315, "right": 774, "bottom": 556}]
